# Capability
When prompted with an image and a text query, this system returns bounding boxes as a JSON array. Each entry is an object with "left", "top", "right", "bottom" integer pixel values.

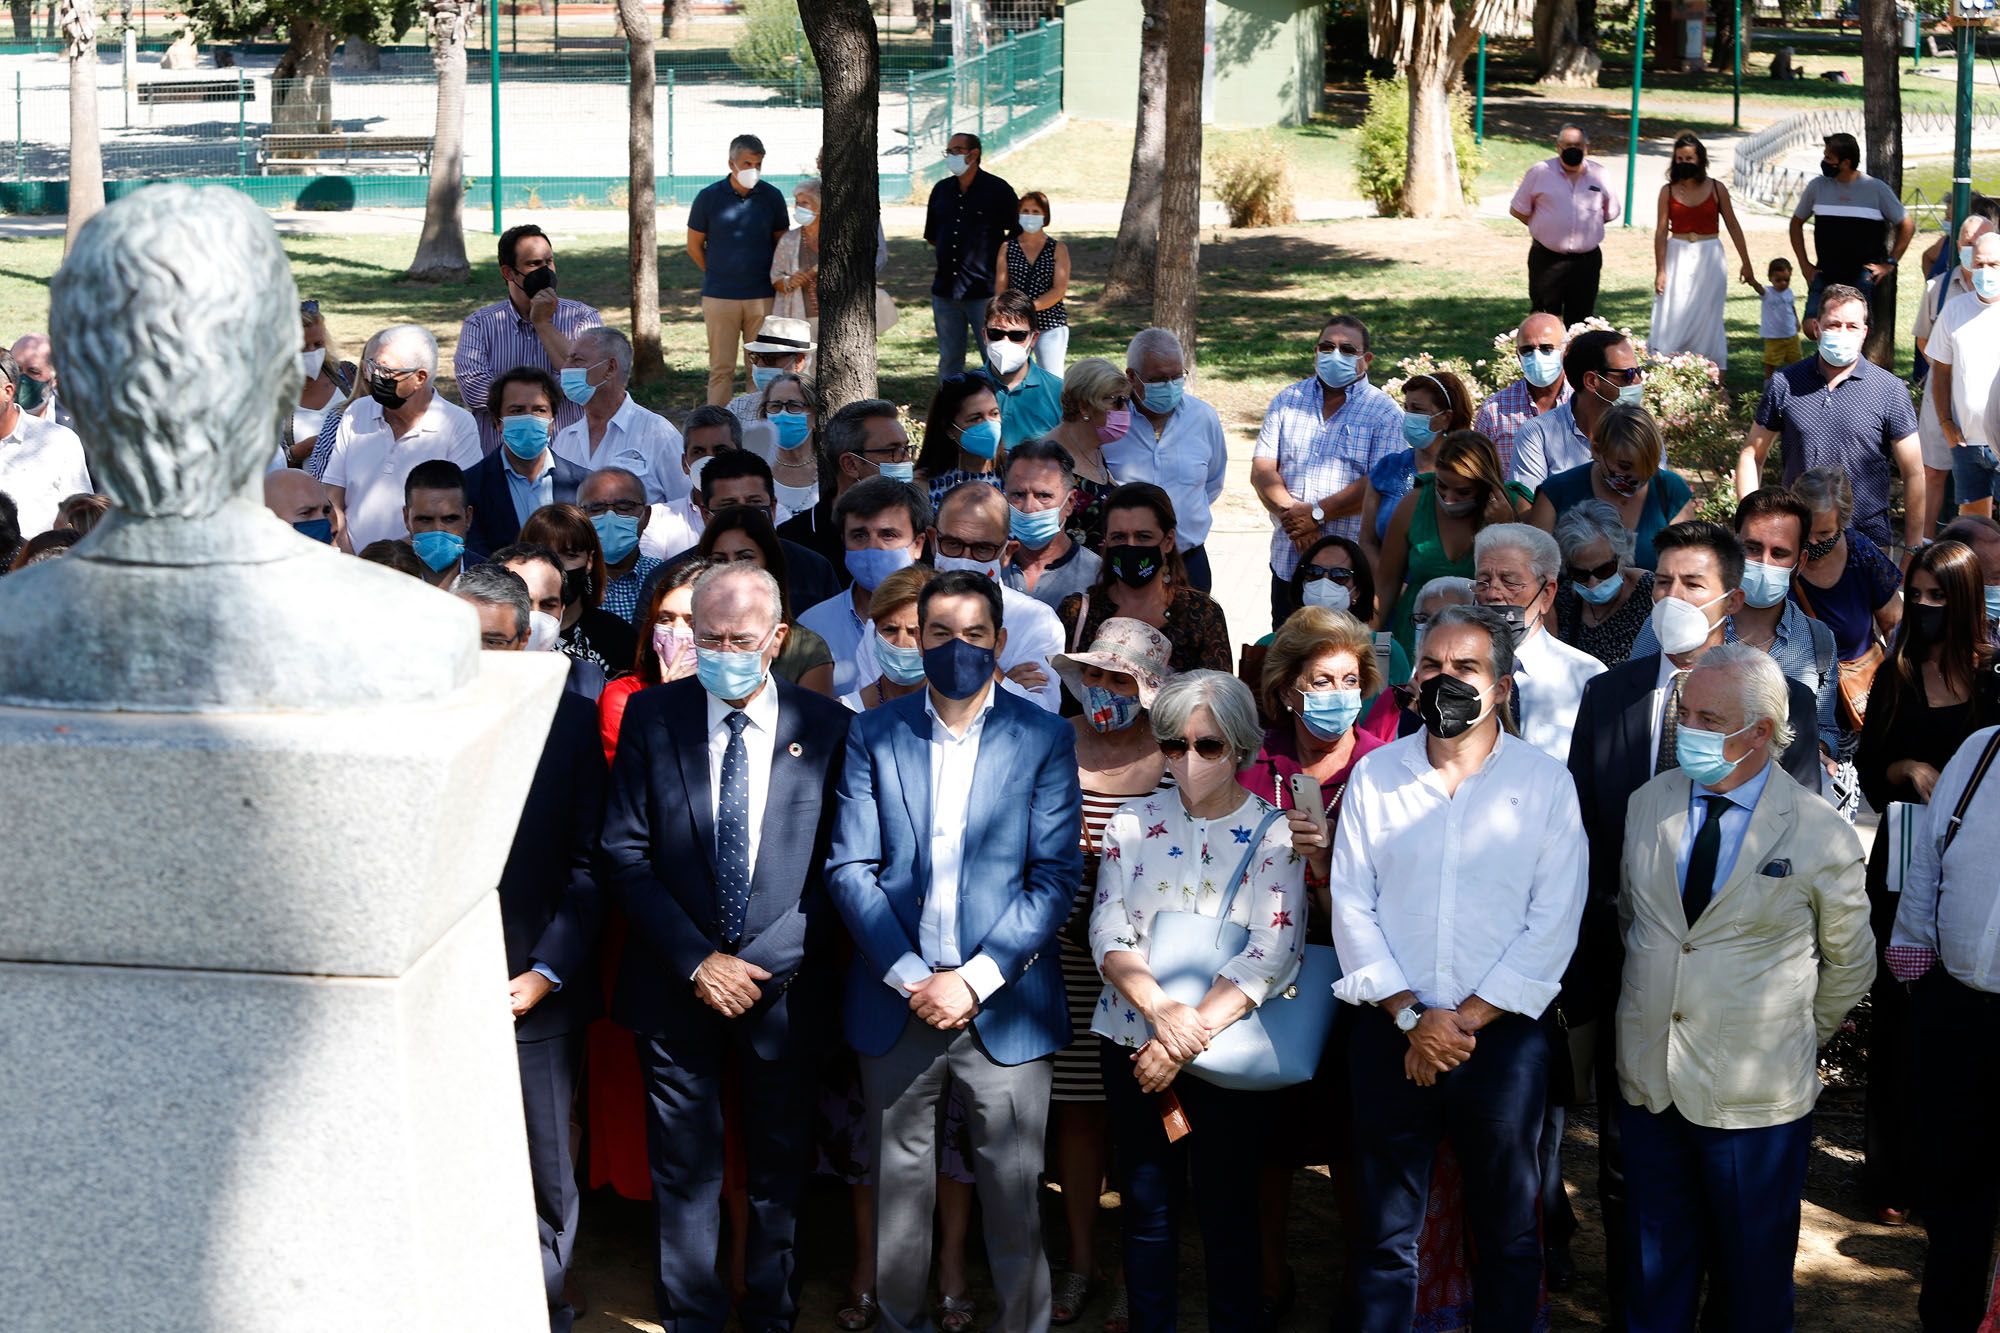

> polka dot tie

[{"left": 717, "top": 710, "right": 751, "bottom": 945}]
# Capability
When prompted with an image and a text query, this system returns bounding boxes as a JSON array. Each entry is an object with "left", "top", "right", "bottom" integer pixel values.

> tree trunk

[
  {"left": 1708, "top": 0, "right": 1734, "bottom": 75},
  {"left": 1404, "top": 0, "right": 1463, "bottom": 218},
  {"left": 665, "top": 0, "right": 692, "bottom": 41},
  {"left": 11, "top": 0, "right": 31, "bottom": 43},
  {"left": 1860, "top": 0, "right": 1900, "bottom": 366},
  {"left": 1151, "top": 0, "right": 1203, "bottom": 369},
  {"left": 343, "top": 35, "right": 384, "bottom": 71},
  {"left": 1102, "top": 0, "right": 1169, "bottom": 307},
  {"left": 61, "top": 0, "right": 103, "bottom": 251},
  {"left": 407, "top": 2, "right": 474, "bottom": 283},
  {"left": 800, "top": 0, "right": 882, "bottom": 408},
  {"left": 1535, "top": 0, "right": 1601, "bottom": 84},
  {"left": 616, "top": 0, "right": 667, "bottom": 384},
  {"left": 272, "top": 14, "right": 338, "bottom": 135}
]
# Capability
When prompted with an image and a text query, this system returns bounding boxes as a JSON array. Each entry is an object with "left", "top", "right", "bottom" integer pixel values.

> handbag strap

[
  {"left": 1942, "top": 729, "right": 2000, "bottom": 856},
  {"left": 1070, "top": 592, "right": 1091, "bottom": 652},
  {"left": 1212, "top": 807, "right": 1288, "bottom": 943}
]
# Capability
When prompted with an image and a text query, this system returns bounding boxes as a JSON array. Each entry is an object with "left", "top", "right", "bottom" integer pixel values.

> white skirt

[{"left": 1649, "top": 236, "right": 1728, "bottom": 371}]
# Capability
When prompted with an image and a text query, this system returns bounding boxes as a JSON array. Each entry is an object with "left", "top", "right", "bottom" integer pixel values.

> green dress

[{"left": 1387, "top": 475, "right": 1531, "bottom": 654}]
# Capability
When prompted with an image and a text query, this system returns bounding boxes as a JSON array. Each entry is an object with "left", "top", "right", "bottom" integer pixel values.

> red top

[
  {"left": 1668, "top": 187, "right": 1720, "bottom": 236},
  {"left": 597, "top": 674, "right": 648, "bottom": 766}
]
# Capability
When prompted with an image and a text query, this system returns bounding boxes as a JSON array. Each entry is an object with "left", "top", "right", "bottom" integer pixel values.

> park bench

[
  {"left": 892, "top": 96, "right": 950, "bottom": 152},
  {"left": 256, "top": 133, "right": 435, "bottom": 175},
  {"left": 135, "top": 78, "right": 253, "bottom": 107},
  {"left": 553, "top": 35, "right": 628, "bottom": 53}
]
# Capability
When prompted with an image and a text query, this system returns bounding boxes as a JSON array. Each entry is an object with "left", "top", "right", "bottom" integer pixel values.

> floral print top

[{"left": 1088, "top": 789, "right": 1307, "bottom": 1049}]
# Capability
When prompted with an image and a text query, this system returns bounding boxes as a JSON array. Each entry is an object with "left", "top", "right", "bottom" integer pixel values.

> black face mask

[
  {"left": 1821, "top": 160, "right": 1843, "bottom": 178},
  {"left": 520, "top": 266, "right": 557, "bottom": 298},
  {"left": 1417, "top": 672, "right": 1490, "bottom": 740},
  {"left": 562, "top": 567, "right": 592, "bottom": 607},
  {"left": 1909, "top": 603, "right": 1947, "bottom": 644},
  {"left": 1803, "top": 532, "right": 1841, "bottom": 562},
  {"left": 1670, "top": 161, "right": 1701, "bottom": 182},
  {"left": 1494, "top": 596, "right": 1540, "bottom": 649},
  {"left": 1105, "top": 543, "right": 1164, "bottom": 589},
  {"left": 366, "top": 371, "right": 408, "bottom": 412},
  {"left": 1559, "top": 146, "right": 1586, "bottom": 168}
]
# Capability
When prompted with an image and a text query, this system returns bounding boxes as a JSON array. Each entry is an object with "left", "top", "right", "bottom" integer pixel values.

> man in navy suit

[
  {"left": 466, "top": 366, "right": 590, "bottom": 558},
  {"left": 452, "top": 563, "right": 607, "bottom": 1333},
  {"left": 600, "top": 561, "right": 852, "bottom": 1332},
  {"left": 1562, "top": 519, "right": 1823, "bottom": 1328},
  {"left": 828, "top": 569, "right": 1082, "bottom": 1333}
]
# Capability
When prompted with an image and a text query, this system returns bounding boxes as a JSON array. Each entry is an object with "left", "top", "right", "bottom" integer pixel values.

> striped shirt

[
  {"left": 453, "top": 295, "right": 603, "bottom": 455},
  {"left": 1792, "top": 173, "right": 1906, "bottom": 283},
  {"left": 1473, "top": 376, "right": 1572, "bottom": 479},
  {"left": 1254, "top": 375, "right": 1404, "bottom": 576}
]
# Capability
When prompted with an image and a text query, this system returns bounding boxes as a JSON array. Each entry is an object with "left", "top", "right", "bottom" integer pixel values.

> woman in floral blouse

[{"left": 1089, "top": 670, "right": 1305, "bottom": 1332}]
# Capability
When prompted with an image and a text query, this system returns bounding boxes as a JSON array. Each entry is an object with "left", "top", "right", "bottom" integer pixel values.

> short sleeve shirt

[
  {"left": 1754, "top": 356, "right": 1918, "bottom": 549},
  {"left": 1793, "top": 173, "right": 1907, "bottom": 282},
  {"left": 984, "top": 363, "right": 1064, "bottom": 448},
  {"left": 924, "top": 169, "right": 1017, "bottom": 300},
  {"left": 1928, "top": 288, "right": 2000, "bottom": 448},
  {"left": 1252, "top": 376, "right": 1404, "bottom": 575},
  {"left": 688, "top": 178, "right": 790, "bottom": 300}
]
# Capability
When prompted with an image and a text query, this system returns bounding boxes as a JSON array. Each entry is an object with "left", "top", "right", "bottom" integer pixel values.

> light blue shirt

[
  {"left": 1676, "top": 761, "right": 1774, "bottom": 894},
  {"left": 503, "top": 457, "right": 556, "bottom": 528},
  {"left": 1103, "top": 392, "right": 1229, "bottom": 549},
  {"left": 800, "top": 587, "right": 870, "bottom": 697},
  {"left": 1508, "top": 398, "right": 1591, "bottom": 494}
]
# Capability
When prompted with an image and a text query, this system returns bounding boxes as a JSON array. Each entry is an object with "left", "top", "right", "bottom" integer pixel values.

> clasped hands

[
  {"left": 1130, "top": 999, "right": 1212, "bottom": 1093},
  {"left": 906, "top": 970, "right": 979, "bottom": 1030},
  {"left": 1403, "top": 1008, "right": 1478, "bottom": 1087},
  {"left": 694, "top": 951, "right": 773, "bottom": 1018}
]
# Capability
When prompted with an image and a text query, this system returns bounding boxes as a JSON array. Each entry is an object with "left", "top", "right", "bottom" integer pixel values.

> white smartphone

[{"left": 1287, "top": 772, "right": 1328, "bottom": 844}]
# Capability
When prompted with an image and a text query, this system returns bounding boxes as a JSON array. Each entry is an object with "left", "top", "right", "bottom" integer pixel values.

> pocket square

[{"left": 1760, "top": 859, "right": 1792, "bottom": 877}]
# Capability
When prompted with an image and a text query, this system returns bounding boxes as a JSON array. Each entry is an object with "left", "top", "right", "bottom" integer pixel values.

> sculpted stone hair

[{"left": 50, "top": 185, "right": 298, "bottom": 518}]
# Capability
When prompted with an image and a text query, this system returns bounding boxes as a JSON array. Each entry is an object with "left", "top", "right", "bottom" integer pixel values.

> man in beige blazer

[{"left": 1615, "top": 644, "right": 1874, "bottom": 1332}]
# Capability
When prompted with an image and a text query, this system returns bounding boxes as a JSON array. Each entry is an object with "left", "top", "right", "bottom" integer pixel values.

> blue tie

[{"left": 717, "top": 710, "right": 751, "bottom": 944}]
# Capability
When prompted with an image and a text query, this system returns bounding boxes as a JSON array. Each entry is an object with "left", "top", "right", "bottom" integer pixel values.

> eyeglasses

[
  {"left": 985, "top": 327, "right": 1032, "bottom": 343},
  {"left": 860, "top": 443, "right": 914, "bottom": 462},
  {"left": 580, "top": 499, "right": 647, "bottom": 518},
  {"left": 363, "top": 361, "right": 418, "bottom": 380},
  {"left": 1473, "top": 573, "right": 1536, "bottom": 594},
  {"left": 479, "top": 633, "right": 519, "bottom": 650},
  {"left": 1158, "top": 735, "right": 1232, "bottom": 761},
  {"left": 1600, "top": 366, "right": 1646, "bottom": 385},
  {"left": 1517, "top": 342, "right": 1559, "bottom": 355},
  {"left": 1315, "top": 340, "right": 1364, "bottom": 356},
  {"left": 695, "top": 628, "right": 774, "bottom": 653},
  {"left": 935, "top": 534, "right": 1005, "bottom": 563},
  {"left": 1569, "top": 558, "right": 1619, "bottom": 584},
  {"left": 1300, "top": 565, "right": 1356, "bottom": 585},
  {"left": 763, "top": 400, "right": 810, "bottom": 415}
]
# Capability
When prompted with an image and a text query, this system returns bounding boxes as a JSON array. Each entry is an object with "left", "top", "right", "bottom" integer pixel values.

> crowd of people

[{"left": 6, "top": 126, "right": 2000, "bottom": 1333}]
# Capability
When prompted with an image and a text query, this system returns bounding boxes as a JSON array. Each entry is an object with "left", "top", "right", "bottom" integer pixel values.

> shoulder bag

[
  {"left": 1141, "top": 807, "right": 1342, "bottom": 1091},
  {"left": 1792, "top": 575, "right": 1882, "bottom": 730}
]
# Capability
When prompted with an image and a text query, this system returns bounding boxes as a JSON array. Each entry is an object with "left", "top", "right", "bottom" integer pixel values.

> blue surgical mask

[
  {"left": 957, "top": 418, "right": 1001, "bottom": 460},
  {"left": 923, "top": 637, "right": 997, "bottom": 700},
  {"left": 769, "top": 409, "right": 812, "bottom": 450},
  {"left": 1402, "top": 411, "right": 1439, "bottom": 449},
  {"left": 500, "top": 414, "right": 551, "bottom": 460},
  {"left": 1975, "top": 268, "right": 2000, "bottom": 301},
  {"left": 1675, "top": 721, "right": 1755, "bottom": 788},
  {"left": 1299, "top": 687, "right": 1364, "bottom": 740},
  {"left": 1083, "top": 685, "right": 1143, "bottom": 733},
  {"left": 751, "top": 365, "right": 782, "bottom": 391},
  {"left": 591, "top": 511, "right": 640, "bottom": 564},
  {"left": 1615, "top": 382, "right": 1645, "bottom": 407},
  {"left": 1008, "top": 502, "right": 1064, "bottom": 549},
  {"left": 410, "top": 529, "right": 465, "bottom": 572},
  {"left": 1987, "top": 584, "right": 2000, "bottom": 622},
  {"left": 1140, "top": 377, "right": 1184, "bottom": 414},
  {"left": 559, "top": 366, "right": 599, "bottom": 406},
  {"left": 695, "top": 643, "right": 769, "bottom": 702},
  {"left": 1575, "top": 572, "right": 1623, "bottom": 605},
  {"left": 1520, "top": 348, "right": 1564, "bottom": 388},
  {"left": 877, "top": 460, "right": 916, "bottom": 483},
  {"left": 845, "top": 545, "right": 914, "bottom": 591},
  {"left": 876, "top": 632, "right": 928, "bottom": 686},
  {"left": 1316, "top": 349, "right": 1362, "bottom": 390},
  {"left": 1818, "top": 329, "right": 1862, "bottom": 367},
  {"left": 1739, "top": 558, "right": 1793, "bottom": 609},
  {"left": 292, "top": 517, "right": 334, "bottom": 544}
]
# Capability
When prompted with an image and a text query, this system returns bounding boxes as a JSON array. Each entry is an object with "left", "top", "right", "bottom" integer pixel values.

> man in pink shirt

[{"left": 1510, "top": 125, "right": 1622, "bottom": 329}]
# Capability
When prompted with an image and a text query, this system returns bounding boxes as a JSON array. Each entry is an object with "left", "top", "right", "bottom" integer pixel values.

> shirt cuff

[
  {"left": 1886, "top": 945, "right": 1939, "bottom": 985},
  {"left": 1331, "top": 958, "right": 1411, "bottom": 1008},
  {"left": 531, "top": 962, "right": 563, "bottom": 992},
  {"left": 957, "top": 954, "right": 1006, "bottom": 1005},
  {"left": 1469, "top": 961, "right": 1559, "bottom": 1020},
  {"left": 885, "top": 953, "right": 932, "bottom": 994}
]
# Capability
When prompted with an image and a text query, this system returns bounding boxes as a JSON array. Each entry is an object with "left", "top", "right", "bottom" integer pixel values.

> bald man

[
  {"left": 1473, "top": 311, "right": 1574, "bottom": 479},
  {"left": 9, "top": 333, "right": 68, "bottom": 428},
  {"left": 264, "top": 467, "right": 343, "bottom": 549},
  {"left": 1929, "top": 232, "right": 2000, "bottom": 519}
]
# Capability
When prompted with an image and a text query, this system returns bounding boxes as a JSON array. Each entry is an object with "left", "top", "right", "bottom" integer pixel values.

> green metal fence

[{"left": 0, "top": 19, "right": 1063, "bottom": 214}]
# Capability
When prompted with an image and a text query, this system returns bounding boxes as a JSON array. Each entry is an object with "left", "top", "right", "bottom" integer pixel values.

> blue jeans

[
  {"left": 931, "top": 295, "right": 990, "bottom": 380},
  {"left": 1804, "top": 269, "right": 1877, "bottom": 322},
  {"left": 1952, "top": 442, "right": 2000, "bottom": 505},
  {"left": 1101, "top": 1040, "right": 1267, "bottom": 1333}
]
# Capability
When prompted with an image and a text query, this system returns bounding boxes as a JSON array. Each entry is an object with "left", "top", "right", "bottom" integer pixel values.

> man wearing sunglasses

[
  {"left": 1473, "top": 313, "right": 1573, "bottom": 479},
  {"left": 1509, "top": 329, "right": 1644, "bottom": 495},
  {"left": 979, "top": 291, "right": 1063, "bottom": 449}
]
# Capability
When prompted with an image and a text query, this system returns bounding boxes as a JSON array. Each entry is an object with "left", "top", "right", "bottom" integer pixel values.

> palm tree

[
  {"left": 407, "top": 0, "right": 477, "bottom": 282},
  {"left": 60, "top": 0, "right": 104, "bottom": 251}
]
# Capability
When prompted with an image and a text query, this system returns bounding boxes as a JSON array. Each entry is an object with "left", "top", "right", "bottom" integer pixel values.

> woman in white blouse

[{"left": 1089, "top": 669, "right": 1306, "bottom": 1333}]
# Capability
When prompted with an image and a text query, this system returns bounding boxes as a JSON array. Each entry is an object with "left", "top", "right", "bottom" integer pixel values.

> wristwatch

[
  {"left": 1394, "top": 1000, "right": 1427, "bottom": 1033},
  {"left": 1310, "top": 503, "right": 1325, "bottom": 523}
]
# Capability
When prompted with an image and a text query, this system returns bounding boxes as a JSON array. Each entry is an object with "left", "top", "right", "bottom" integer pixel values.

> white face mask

[
  {"left": 735, "top": 167, "right": 761, "bottom": 189},
  {"left": 1018, "top": 213, "right": 1046, "bottom": 234},
  {"left": 935, "top": 552, "right": 1002, "bottom": 583},
  {"left": 1650, "top": 590, "right": 1730, "bottom": 656},
  {"left": 299, "top": 347, "right": 326, "bottom": 381},
  {"left": 944, "top": 153, "right": 969, "bottom": 175},
  {"left": 793, "top": 206, "right": 815, "bottom": 226},
  {"left": 526, "top": 610, "right": 561, "bottom": 652},
  {"left": 1301, "top": 578, "right": 1352, "bottom": 613},
  {"left": 987, "top": 338, "right": 1029, "bottom": 376}
]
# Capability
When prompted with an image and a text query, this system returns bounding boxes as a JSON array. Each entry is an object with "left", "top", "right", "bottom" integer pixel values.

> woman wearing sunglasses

[{"left": 1551, "top": 498, "right": 1654, "bottom": 667}]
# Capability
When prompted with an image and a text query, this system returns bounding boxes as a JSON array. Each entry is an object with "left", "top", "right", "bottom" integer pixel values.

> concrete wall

[{"left": 1061, "top": 0, "right": 1323, "bottom": 129}]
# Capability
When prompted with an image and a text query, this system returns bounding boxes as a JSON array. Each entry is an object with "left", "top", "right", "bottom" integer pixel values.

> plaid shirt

[
  {"left": 1473, "top": 376, "right": 1571, "bottom": 479},
  {"left": 601, "top": 555, "right": 663, "bottom": 625},
  {"left": 1254, "top": 376, "right": 1404, "bottom": 577},
  {"left": 454, "top": 296, "right": 603, "bottom": 455}
]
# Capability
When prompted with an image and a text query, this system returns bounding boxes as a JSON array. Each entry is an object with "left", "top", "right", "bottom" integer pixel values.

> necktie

[
  {"left": 1682, "top": 794, "right": 1733, "bottom": 926},
  {"left": 717, "top": 710, "right": 751, "bottom": 945},
  {"left": 1655, "top": 670, "right": 1688, "bottom": 776}
]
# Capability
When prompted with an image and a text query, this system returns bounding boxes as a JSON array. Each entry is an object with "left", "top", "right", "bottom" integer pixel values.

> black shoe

[{"left": 1546, "top": 1242, "right": 1577, "bottom": 1292}]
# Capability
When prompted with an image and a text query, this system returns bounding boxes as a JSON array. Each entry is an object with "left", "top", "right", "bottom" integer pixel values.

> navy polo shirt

[
  {"left": 924, "top": 168, "right": 1017, "bottom": 300},
  {"left": 688, "top": 177, "right": 790, "bottom": 300},
  {"left": 1754, "top": 355, "right": 1917, "bottom": 549}
]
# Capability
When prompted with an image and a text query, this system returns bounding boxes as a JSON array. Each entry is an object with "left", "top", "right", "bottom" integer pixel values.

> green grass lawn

[{"left": 1902, "top": 153, "right": 2000, "bottom": 205}]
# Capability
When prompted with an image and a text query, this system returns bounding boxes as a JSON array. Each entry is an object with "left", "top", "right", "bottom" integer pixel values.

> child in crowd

[{"left": 1749, "top": 256, "right": 1802, "bottom": 378}]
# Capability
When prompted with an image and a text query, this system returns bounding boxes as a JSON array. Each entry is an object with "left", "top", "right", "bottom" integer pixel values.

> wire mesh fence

[{"left": 0, "top": 9, "right": 1062, "bottom": 211}]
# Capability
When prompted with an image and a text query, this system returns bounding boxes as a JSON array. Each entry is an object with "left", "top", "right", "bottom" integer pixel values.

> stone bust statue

[{"left": 0, "top": 185, "right": 475, "bottom": 711}]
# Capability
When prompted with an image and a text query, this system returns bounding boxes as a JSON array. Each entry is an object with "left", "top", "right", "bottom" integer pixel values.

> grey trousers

[{"left": 860, "top": 1020, "right": 1053, "bottom": 1333}]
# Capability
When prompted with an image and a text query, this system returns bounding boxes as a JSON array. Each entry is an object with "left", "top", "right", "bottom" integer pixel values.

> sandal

[
  {"left": 935, "top": 1293, "right": 976, "bottom": 1333},
  {"left": 1102, "top": 1284, "right": 1130, "bottom": 1333},
  {"left": 1051, "top": 1270, "right": 1091, "bottom": 1325},
  {"left": 836, "top": 1291, "right": 880, "bottom": 1331}
]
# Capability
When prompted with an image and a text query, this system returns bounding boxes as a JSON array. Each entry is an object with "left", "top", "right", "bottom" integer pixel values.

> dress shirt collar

[
  {"left": 1692, "top": 757, "right": 1772, "bottom": 816},
  {"left": 924, "top": 683, "right": 998, "bottom": 743},
  {"left": 1653, "top": 651, "right": 1683, "bottom": 694},
  {"left": 1513, "top": 625, "right": 1554, "bottom": 674},
  {"left": 705, "top": 674, "right": 781, "bottom": 736},
  {"left": 1397, "top": 724, "right": 1512, "bottom": 780},
  {"left": 505, "top": 447, "right": 554, "bottom": 482}
]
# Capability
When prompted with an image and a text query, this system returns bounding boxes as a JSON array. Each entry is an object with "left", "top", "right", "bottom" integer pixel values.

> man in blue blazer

[
  {"left": 466, "top": 366, "right": 590, "bottom": 558},
  {"left": 828, "top": 569, "right": 1082, "bottom": 1333},
  {"left": 599, "top": 562, "right": 851, "bottom": 1333}
]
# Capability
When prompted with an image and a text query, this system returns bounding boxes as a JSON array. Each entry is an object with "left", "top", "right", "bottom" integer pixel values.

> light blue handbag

[{"left": 1142, "top": 807, "right": 1342, "bottom": 1092}]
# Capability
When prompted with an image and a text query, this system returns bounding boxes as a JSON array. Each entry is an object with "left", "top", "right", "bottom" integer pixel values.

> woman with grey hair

[
  {"left": 1793, "top": 465, "right": 1904, "bottom": 669},
  {"left": 1553, "top": 497, "right": 1654, "bottom": 666},
  {"left": 1089, "top": 669, "right": 1305, "bottom": 1332}
]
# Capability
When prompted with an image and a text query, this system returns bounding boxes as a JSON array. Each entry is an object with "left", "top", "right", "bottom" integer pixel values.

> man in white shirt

[
  {"left": 321, "top": 325, "right": 482, "bottom": 554},
  {"left": 1326, "top": 603, "right": 1586, "bottom": 1331},
  {"left": 552, "top": 327, "right": 688, "bottom": 506},
  {"left": 1914, "top": 216, "right": 1995, "bottom": 537},
  {"left": 1474, "top": 523, "right": 1604, "bottom": 760},
  {"left": 1104, "top": 327, "right": 1228, "bottom": 591},
  {"left": 0, "top": 348, "right": 91, "bottom": 536},
  {"left": 1927, "top": 231, "right": 2000, "bottom": 518},
  {"left": 800, "top": 476, "right": 933, "bottom": 697},
  {"left": 8, "top": 333, "right": 72, "bottom": 430}
]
